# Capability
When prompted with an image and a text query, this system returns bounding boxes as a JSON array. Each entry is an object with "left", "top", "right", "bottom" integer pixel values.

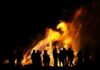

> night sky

[{"left": 0, "top": 0, "right": 100, "bottom": 55}]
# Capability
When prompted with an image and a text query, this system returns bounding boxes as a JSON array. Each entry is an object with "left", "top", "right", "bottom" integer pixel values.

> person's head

[
  {"left": 37, "top": 50, "right": 41, "bottom": 53},
  {"left": 63, "top": 47, "right": 66, "bottom": 50},
  {"left": 44, "top": 50, "right": 47, "bottom": 53},
  {"left": 33, "top": 50, "right": 35, "bottom": 53},
  {"left": 68, "top": 47, "right": 71, "bottom": 50}
]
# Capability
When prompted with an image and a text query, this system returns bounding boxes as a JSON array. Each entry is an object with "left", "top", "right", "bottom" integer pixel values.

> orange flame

[{"left": 22, "top": 8, "right": 83, "bottom": 66}]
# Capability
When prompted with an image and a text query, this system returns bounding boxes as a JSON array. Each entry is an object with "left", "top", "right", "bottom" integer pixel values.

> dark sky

[{"left": 0, "top": 0, "right": 100, "bottom": 52}]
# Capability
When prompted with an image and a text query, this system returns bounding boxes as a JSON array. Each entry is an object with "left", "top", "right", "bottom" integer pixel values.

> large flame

[{"left": 22, "top": 8, "right": 82, "bottom": 66}]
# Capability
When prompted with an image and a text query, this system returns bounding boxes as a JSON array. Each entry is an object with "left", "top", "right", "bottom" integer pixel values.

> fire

[
  {"left": 4, "top": 59, "right": 9, "bottom": 64},
  {"left": 57, "top": 21, "right": 68, "bottom": 33},
  {"left": 22, "top": 8, "right": 83, "bottom": 66},
  {"left": 21, "top": 49, "right": 32, "bottom": 66}
]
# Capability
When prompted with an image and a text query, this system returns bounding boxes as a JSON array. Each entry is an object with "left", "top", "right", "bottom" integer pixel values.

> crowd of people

[
  {"left": 0, "top": 45, "right": 91, "bottom": 68},
  {"left": 31, "top": 46, "right": 90, "bottom": 67}
]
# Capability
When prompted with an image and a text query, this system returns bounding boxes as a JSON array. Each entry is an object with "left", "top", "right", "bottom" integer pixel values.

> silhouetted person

[
  {"left": 8, "top": 50, "right": 15, "bottom": 65},
  {"left": 31, "top": 50, "right": 36, "bottom": 65},
  {"left": 0, "top": 50, "right": 1, "bottom": 64},
  {"left": 0, "top": 50, "right": 3, "bottom": 65},
  {"left": 36, "top": 50, "right": 41, "bottom": 66},
  {"left": 77, "top": 49, "right": 83, "bottom": 66},
  {"left": 84, "top": 47, "right": 89, "bottom": 65},
  {"left": 43, "top": 50, "right": 50, "bottom": 66},
  {"left": 53, "top": 47, "right": 58, "bottom": 66},
  {"left": 94, "top": 46, "right": 100, "bottom": 68},
  {"left": 59, "top": 50, "right": 64, "bottom": 67},
  {"left": 63, "top": 48, "right": 67, "bottom": 66},
  {"left": 16, "top": 48, "right": 23, "bottom": 66},
  {"left": 68, "top": 47, "right": 74, "bottom": 67}
]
